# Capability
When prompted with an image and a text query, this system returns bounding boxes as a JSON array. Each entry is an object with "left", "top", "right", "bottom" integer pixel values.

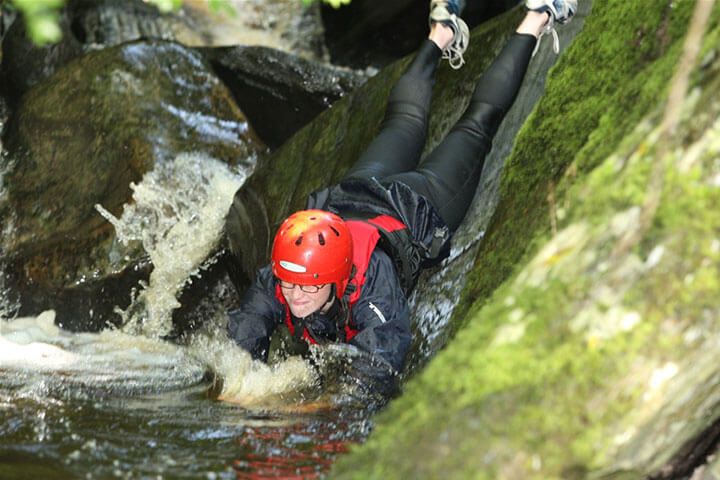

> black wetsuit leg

[
  {"left": 381, "top": 33, "right": 537, "bottom": 231},
  {"left": 343, "top": 39, "right": 443, "bottom": 180}
]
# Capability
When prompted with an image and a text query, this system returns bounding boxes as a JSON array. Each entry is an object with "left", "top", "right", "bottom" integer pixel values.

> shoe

[
  {"left": 429, "top": 0, "right": 470, "bottom": 69},
  {"left": 525, "top": 0, "right": 578, "bottom": 54}
]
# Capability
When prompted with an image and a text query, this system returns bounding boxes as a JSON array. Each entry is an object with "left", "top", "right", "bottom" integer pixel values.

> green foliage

[
  {"left": 146, "top": 0, "right": 182, "bottom": 13},
  {"left": 451, "top": 0, "right": 695, "bottom": 333},
  {"left": 302, "top": 0, "right": 351, "bottom": 8},
  {"left": 208, "top": 0, "right": 237, "bottom": 16},
  {"left": 9, "top": 0, "right": 63, "bottom": 45}
]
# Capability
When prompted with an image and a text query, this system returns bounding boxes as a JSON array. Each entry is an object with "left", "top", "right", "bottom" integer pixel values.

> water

[
  {"left": 0, "top": 1, "right": 482, "bottom": 474},
  {"left": 95, "top": 152, "right": 246, "bottom": 338},
  {"left": 0, "top": 376, "right": 370, "bottom": 479},
  {"left": 0, "top": 151, "right": 380, "bottom": 478},
  {"left": 0, "top": 312, "right": 372, "bottom": 478}
]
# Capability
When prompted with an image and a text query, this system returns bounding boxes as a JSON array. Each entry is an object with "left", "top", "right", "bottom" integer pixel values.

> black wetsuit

[{"left": 228, "top": 33, "right": 537, "bottom": 373}]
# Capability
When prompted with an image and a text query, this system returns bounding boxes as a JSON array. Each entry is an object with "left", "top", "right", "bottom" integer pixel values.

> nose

[{"left": 284, "top": 285, "right": 305, "bottom": 301}]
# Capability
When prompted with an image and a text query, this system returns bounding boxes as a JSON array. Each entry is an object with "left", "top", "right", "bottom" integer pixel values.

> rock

[
  {"left": 320, "top": 0, "right": 518, "bottom": 68},
  {"left": 0, "top": 0, "right": 202, "bottom": 100},
  {"left": 200, "top": 45, "right": 367, "bottom": 148},
  {"left": 179, "top": 0, "right": 328, "bottom": 59},
  {"left": 68, "top": 0, "right": 204, "bottom": 47},
  {"left": 0, "top": 40, "right": 262, "bottom": 330},
  {"left": 330, "top": 1, "right": 720, "bottom": 478}
]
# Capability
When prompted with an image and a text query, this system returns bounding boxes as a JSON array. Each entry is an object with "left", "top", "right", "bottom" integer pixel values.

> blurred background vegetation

[{"left": 2, "top": 0, "right": 346, "bottom": 45}]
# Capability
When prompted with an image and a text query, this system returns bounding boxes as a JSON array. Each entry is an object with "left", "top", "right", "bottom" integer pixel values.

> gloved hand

[
  {"left": 267, "top": 324, "right": 309, "bottom": 364},
  {"left": 311, "top": 343, "right": 400, "bottom": 405}
]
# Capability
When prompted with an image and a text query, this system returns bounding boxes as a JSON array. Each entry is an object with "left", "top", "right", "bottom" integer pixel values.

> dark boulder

[
  {"left": 0, "top": 40, "right": 262, "bottom": 330},
  {"left": 200, "top": 45, "right": 367, "bottom": 149},
  {"left": 0, "top": 0, "right": 361, "bottom": 151}
]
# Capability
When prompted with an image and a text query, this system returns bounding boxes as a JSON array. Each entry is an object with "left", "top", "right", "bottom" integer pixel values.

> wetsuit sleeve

[
  {"left": 227, "top": 265, "right": 283, "bottom": 362},
  {"left": 348, "top": 250, "right": 412, "bottom": 372}
]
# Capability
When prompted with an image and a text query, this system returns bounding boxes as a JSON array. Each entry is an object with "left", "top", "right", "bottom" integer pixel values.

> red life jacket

[{"left": 274, "top": 214, "right": 407, "bottom": 345}]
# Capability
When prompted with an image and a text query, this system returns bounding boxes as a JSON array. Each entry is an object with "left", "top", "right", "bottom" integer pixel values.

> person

[{"left": 227, "top": 0, "right": 577, "bottom": 382}]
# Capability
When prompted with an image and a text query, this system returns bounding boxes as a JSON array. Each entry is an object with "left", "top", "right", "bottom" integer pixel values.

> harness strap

[{"left": 343, "top": 212, "right": 422, "bottom": 295}]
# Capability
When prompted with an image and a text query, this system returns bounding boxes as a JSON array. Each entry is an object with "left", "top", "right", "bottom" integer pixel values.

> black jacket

[
  {"left": 228, "top": 177, "right": 450, "bottom": 373},
  {"left": 227, "top": 249, "right": 410, "bottom": 372}
]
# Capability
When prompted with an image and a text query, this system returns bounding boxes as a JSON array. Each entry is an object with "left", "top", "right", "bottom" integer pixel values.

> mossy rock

[{"left": 331, "top": 0, "right": 720, "bottom": 478}]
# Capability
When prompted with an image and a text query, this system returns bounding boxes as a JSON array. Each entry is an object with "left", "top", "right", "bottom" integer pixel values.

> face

[{"left": 280, "top": 283, "right": 333, "bottom": 318}]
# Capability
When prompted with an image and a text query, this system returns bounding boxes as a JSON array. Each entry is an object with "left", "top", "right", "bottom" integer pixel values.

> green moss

[
  {"left": 331, "top": 1, "right": 720, "bottom": 478},
  {"left": 451, "top": 0, "right": 697, "bottom": 334}
]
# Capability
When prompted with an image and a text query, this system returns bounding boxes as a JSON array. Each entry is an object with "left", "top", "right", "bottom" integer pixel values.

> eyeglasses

[{"left": 278, "top": 281, "right": 325, "bottom": 294}]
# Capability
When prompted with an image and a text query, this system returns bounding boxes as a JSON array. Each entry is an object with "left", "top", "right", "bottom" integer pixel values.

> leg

[
  {"left": 344, "top": 25, "right": 455, "bottom": 181},
  {"left": 383, "top": 12, "right": 549, "bottom": 231}
]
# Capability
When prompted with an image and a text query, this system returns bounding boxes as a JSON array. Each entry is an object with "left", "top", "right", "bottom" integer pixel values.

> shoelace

[
  {"left": 430, "top": 4, "right": 468, "bottom": 70},
  {"left": 441, "top": 14, "right": 468, "bottom": 69},
  {"left": 443, "top": 37, "right": 466, "bottom": 69},
  {"left": 533, "top": 14, "right": 560, "bottom": 56}
]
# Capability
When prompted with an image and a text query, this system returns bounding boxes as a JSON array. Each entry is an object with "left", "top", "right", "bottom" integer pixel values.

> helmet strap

[
  {"left": 328, "top": 285, "right": 351, "bottom": 343},
  {"left": 320, "top": 286, "right": 336, "bottom": 314}
]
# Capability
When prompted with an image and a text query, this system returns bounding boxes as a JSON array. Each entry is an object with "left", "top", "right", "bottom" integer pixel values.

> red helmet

[{"left": 271, "top": 210, "right": 353, "bottom": 298}]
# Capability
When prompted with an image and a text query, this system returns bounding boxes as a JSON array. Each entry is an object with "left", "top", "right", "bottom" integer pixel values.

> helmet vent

[
  {"left": 318, "top": 233, "right": 325, "bottom": 245},
  {"left": 295, "top": 235, "right": 303, "bottom": 246},
  {"left": 329, "top": 226, "right": 340, "bottom": 236}
]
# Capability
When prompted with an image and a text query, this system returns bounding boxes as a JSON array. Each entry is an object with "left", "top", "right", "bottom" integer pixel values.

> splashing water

[
  {"left": 0, "top": 267, "right": 18, "bottom": 322},
  {"left": 188, "top": 323, "right": 320, "bottom": 409},
  {"left": 2, "top": 148, "right": 319, "bottom": 408},
  {"left": 95, "top": 152, "right": 323, "bottom": 408},
  {"left": 0, "top": 310, "right": 206, "bottom": 396},
  {"left": 96, "top": 152, "right": 245, "bottom": 338}
]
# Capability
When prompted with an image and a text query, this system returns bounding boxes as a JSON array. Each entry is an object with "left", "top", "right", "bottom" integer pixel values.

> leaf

[{"left": 27, "top": 13, "right": 62, "bottom": 45}]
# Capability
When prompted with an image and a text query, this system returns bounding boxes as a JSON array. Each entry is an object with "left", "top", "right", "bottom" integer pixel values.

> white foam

[
  {"left": 188, "top": 326, "right": 319, "bottom": 408},
  {"left": 0, "top": 311, "right": 205, "bottom": 392},
  {"left": 96, "top": 152, "right": 246, "bottom": 338}
]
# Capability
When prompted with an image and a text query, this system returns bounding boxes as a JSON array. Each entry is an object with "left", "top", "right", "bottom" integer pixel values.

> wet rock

[
  {"left": 331, "top": 1, "right": 720, "bottom": 479},
  {"left": 320, "top": 0, "right": 518, "bottom": 68},
  {"left": 180, "top": 0, "right": 328, "bottom": 59},
  {"left": 0, "top": 5, "right": 15, "bottom": 40},
  {"left": 0, "top": 90, "right": 8, "bottom": 133},
  {"left": 200, "top": 45, "right": 367, "bottom": 148},
  {"left": 68, "top": 0, "right": 205, "bottom": 47},
  {"left": 0, "top": 40, "right": 262, "bottom": 330}
]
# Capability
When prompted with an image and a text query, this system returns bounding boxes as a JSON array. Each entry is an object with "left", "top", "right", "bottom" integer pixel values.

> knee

[
  {"left": 454, "top": 101, "right": 505, "bottom": 140},
  {"left": 387, "top": 76, "right": 433, "bottom": 115}
]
